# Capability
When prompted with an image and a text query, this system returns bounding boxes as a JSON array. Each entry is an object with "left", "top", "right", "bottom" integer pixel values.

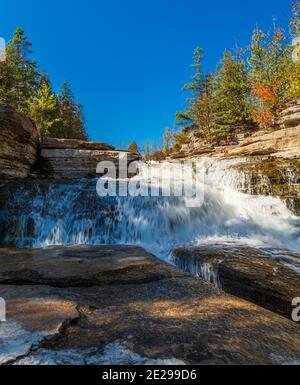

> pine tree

[
  {"left": 28, "top": 72, "right": 61, "bottom": 137},
  {"left": 175, "top": 47, "right": 207, "bottom": 131},
  {"left": 57, "top": 81, "right": 88, "bottom": 140},
  {"left": 128, "top": 141, "right": 141, "bottom": 156},
  {"left": 213, "top": 50, "right": 252, "bottom": 136},
  {"left": 183, "top": 47, "right": 206, "bottom": 96},
  {"left": 191, "top": 73, "right": 217, "bottom": 142},
  {"left": 0, "top": 28, "right": 39, "bottom": 113}
]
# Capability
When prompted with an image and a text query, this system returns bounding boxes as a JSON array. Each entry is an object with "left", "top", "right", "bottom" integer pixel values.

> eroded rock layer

[
  {"left": 33, "top": 138, "right": 140, "bottom": 179},
  {"left": 0, "top": 105, "right": 40, "bottom": 179}
]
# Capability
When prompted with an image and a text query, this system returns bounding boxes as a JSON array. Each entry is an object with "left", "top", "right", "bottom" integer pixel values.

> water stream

[{"left": 0, "top": 158, "right": 299, "bottom": 266}]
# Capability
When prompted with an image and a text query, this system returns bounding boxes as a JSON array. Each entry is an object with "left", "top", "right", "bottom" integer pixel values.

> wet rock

[
  {"left": 172, "top": 244, "right": 300, "bottom": 319},
  {"left": 1, "top": 245, "right": 300, "bottom": 365},
  {"left": 0, "top": 105, "right": 40, "bottom": 179},
  {"left": 232, "top": 158, "right": 300, "bottom": 215}
]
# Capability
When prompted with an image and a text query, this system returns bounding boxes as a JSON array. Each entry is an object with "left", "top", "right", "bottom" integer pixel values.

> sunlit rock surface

[
  {"left": 1, "top": 245, "right": 300, "bottom": 365},
  {"left": 33, "top": 138, "right": 140, "bottom": 179}
]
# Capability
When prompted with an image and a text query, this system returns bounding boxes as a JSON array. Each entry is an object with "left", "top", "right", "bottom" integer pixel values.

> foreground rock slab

[
  {"left": 1, "top": 245, "right": 300, "bottom": 365},
  {"left": 172, "top": 244, "right": 300, "bottom": 319}
]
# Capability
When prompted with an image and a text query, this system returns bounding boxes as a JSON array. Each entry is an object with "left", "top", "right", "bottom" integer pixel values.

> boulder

[
  {"left": 172, "top": 244, "right": 300, "bottom": 320},
  {"left": 0, "top": 105, "right": 40, "bottom": 178},
  {"left": 1, "top": 245, "right": 300, "bottom": 365}
]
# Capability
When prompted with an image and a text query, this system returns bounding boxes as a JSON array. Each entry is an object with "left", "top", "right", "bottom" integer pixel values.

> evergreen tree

[
  {"left": 175, "top": 47, "right": 207, "bottom": 131},
  {"left": 213, "top": 50, "right": 252, "bottom": 136},
  {"left": 0, "top": 28, "right": 39, "bottom": 113},
  {"left": 57, "top": 81, "right": 88, "bottom": 140},
  {"left": 128, "top": 141, "right": 141, "bottom": 156},
  {"left": 191, "top": 73, "right": 217, "bottom": 142},
  {"left": 183, "top": 47, "right": 206, "bottom": 96},
  {"left": 28, "top": 72, "right": 61, "bottom": 137}
]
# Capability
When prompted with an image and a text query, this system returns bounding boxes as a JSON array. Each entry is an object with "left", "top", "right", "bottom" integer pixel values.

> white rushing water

[{"left": 0, "top": 158, "right": 300, "bottom": 261}]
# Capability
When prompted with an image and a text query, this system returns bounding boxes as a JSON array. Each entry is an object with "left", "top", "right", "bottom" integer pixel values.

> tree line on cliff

[
  {"left": 143, "top": 0, "right": 300, "bottom": 160},
  {"left": 0, "top": 28, "right": 88, "bottom": 140}
]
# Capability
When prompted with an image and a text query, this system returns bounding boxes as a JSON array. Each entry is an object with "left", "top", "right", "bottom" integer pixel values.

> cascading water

[{"left": 0, "top": 158, "right": 300, "bottom": 264}]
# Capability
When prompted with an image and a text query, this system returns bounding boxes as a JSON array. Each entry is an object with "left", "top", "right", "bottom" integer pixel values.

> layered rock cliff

[
  {"left": 0, "top": 105, "right": 40, "bottom": 179},
  {"left": 0, "top": 105, "right": 141, "bottom": 180},
  {"left": 33, "top": 138, "right": 140, "bottom": 179}
]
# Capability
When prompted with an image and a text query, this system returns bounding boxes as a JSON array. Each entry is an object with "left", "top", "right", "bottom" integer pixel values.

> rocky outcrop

[
  {"left": 279, "top": 101, "right": 300, "bottom": 129},
  {"left": 0, "top": 105, "right": 40, "bottom": 179},
  {"left": 33, "top": 138, "right": 141, "bottom": 179},
  {"left": 221, "top": 126, "right": 300, "bottom": 159},
  {"left": 170, "top": 102, "right": 300, "bottom": 160},
  {"left": 1, "top": 245, "right": 300, "bottom": 365},
  {"left": 170, "top": 126, "right": 300, "bottom": 160},
  {"left": 172, "top": 244, "right": 300, "bottom": 320}
]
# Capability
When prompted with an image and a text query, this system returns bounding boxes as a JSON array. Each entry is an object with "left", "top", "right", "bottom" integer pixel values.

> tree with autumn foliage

[{"left": 248, "top": 27, "right": 292, "bottom": 129}]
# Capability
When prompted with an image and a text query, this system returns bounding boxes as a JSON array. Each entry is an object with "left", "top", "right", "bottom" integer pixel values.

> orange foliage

[{"left": 252, "top": 84, "right": 277, "bottom": 103}]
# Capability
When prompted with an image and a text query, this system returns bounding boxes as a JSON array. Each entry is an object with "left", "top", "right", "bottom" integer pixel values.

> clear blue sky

[{"left": 0, "top": 0, "right": 292, "bottom": 149}]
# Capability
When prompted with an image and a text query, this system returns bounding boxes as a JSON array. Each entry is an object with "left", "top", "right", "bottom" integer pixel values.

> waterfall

[{"left": 0, "top": 158, "right": 299, "bottom": 262}]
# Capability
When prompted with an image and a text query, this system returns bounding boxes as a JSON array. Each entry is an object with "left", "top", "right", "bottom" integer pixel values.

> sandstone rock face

[
  {"left": 34, "top": 138, "right": 141, "bottom": 179},
  {"left": 0, "top": 105, "right": 40, "bottom": 179},
  {"left": 172, "top": 244, "right": 300, "bottom": 320},
  {"left": 222, "top": 126, "right": 300, "bottom": 159},
  {"left": 279, "top": 101, "right": 300, "bottom": 129},
  {"left": 1, "top": 245, "right": 300, "bottom": 365}
]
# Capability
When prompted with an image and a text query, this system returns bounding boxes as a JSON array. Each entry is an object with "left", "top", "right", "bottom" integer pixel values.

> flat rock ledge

[
  {"left": 172, "top": 245, "right": 300, "bottom": 320},
  {"left": 0, "top": 245, "right": 300, "bottom": 365}
]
